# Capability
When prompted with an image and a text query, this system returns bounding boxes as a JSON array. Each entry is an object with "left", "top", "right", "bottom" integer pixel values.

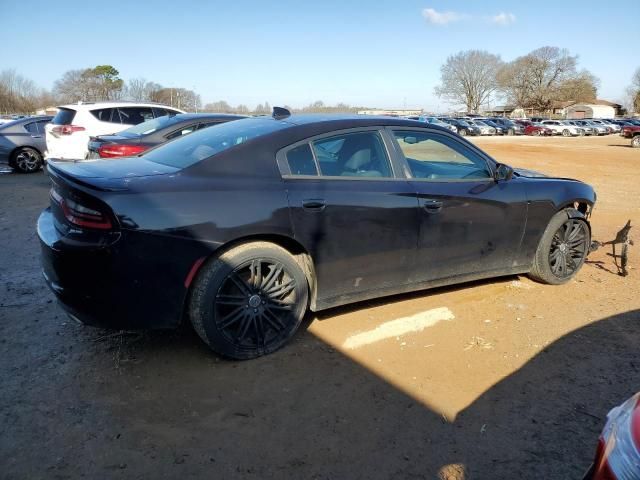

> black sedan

[
  {"left": 87, "top": 113, "right": 246, "bottom": 159},
  {"left": 38, "top": 109, "right": 596, "bottom": 359},
  {"left": 0, "top": 116, "right": 52, "bottom": 173}
]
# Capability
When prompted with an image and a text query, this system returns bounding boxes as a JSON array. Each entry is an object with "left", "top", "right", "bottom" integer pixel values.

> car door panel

[
  {"left": 388, "top": 128, "right": 528, "bottom": 283},
  {"left": 410, "top": 180, "right": 528, "bottom": 282},
  {"left": 286, "top": 179, "right": 419, "bottom": 304}
]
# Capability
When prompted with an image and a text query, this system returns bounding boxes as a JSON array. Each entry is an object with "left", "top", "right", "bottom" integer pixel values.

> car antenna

[{"left": 272, "top": 107, "right": 291, "bottom": 120}]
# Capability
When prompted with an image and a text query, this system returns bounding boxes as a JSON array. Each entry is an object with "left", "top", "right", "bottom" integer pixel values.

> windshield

[
  {"left": 121, "top": 115, "right": 179, "bottom": 137},
  {"left": 143, "top": 117, "right": 290, "bottom": 168}
]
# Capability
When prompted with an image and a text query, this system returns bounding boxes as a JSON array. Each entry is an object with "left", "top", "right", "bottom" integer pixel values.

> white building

[{"left": 565, "top": 102, "right": 618, "bottom": 119}]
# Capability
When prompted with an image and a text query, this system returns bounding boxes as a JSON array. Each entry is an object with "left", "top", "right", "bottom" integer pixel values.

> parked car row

[{"left": 0, "top": 101, "right": 249, "bottom": 173}]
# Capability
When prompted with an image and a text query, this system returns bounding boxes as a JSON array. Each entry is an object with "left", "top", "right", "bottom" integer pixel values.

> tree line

[
  {"left": 435, "top": 46, "right": 639, "bottom": 114},
  {"left": 0, "top": 65, "right": 370, "bottom": 115}
]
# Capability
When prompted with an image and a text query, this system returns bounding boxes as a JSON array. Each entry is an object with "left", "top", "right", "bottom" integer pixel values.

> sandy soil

[{"left": 1, "top": 134, "right": 638, "bottom": 480}]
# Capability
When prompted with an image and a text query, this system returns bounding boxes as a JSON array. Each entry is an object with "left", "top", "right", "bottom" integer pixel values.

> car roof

[
  {"left": 57, "top": 101, "right": 185, "bottom": 112},
  {"left": 0, "top": 115, "right": 52, "bottom": 130}
]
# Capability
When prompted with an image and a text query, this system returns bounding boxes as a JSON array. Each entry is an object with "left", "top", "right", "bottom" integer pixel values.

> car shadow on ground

[{"left": 5, "top": 299, "right": 637, "bottom": 480}]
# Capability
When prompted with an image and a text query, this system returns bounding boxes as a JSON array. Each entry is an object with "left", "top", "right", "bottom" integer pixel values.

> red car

[
  {"left": 584, "top": 391, "right": 640, "bottom": 479},
  {"left": 524, "top": 122, "right": 554, "bottom": 136},
  {"left": 621, "top": 125, "right": 640, "bottom": 148}
]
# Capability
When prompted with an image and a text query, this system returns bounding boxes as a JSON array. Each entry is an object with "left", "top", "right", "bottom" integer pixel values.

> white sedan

[{"left": 540, "top": 120, "right": 584, "bottom": 136}]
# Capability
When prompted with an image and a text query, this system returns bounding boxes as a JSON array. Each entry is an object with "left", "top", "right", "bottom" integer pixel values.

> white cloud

[
  {"left": 422, "top": 8, "right": 464, "bottom": 25},
  {"left": 491, "top": 12, "right": 516, "bottom": 25}
]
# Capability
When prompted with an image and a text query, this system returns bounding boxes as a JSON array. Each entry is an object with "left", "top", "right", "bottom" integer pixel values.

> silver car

[{"left": 0, "top": 116, "right": 52, "bottom": 173}]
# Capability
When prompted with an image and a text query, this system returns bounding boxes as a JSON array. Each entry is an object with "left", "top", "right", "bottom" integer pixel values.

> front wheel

[
  {"left": 458, "top": 128, "right": 467, "bottom": 136},
  {"left": 11, "top": 147, "right": 43, "bottom": 173},
  {"left": 528, "top": 210, "right": 590, "bottom": 285},
  {"left": 562, "top": 129, "right": 571, "bottom": 137},
  {"left": 631, "top": 136, "right": 640, "bottom": 148},
  {"left": 188, "top": 242, "right": 309, "bottom": 359}
]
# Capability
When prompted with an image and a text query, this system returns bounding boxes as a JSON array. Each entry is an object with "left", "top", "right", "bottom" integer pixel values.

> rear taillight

[
  {"left": 97, "top": 144, "right": 148, "bottom": 158},
  {"left": 594, "top": 393, "right": 640, "bottom": 480},
  {"left": 51, "top": 125, "right": 86, "bottom": 135},
  {"left": 50, "top": 188, "right": 112, "bottom": 230}
]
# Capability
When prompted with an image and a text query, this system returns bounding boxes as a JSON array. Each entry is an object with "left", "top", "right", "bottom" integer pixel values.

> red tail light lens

[
  {"left": 97, "top": 144, "right": 148, "bottom": 158},
  {"left": 50, "top": 188, "right": 112, "bottom": 230},
  {"left": 632, "top": 399, "right": 640, "bottom": 450},
  {"left": 594, "top": 393, "right": 640, "bottom": 480},
  {"left": 51, "top": 125, "right": 86, "bottom": 135}
]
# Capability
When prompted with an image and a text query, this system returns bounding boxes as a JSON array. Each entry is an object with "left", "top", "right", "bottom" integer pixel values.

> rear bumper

[{"left": 38, "top": 208, "right": 207, "bottom": 330}]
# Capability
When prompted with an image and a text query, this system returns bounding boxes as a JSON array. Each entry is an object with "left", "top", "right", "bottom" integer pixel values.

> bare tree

[
  {"left": 125, "top": 78, "right": 161, "bottom": 102},
  {"left": 629, "top": 67, "right": 640, "bottom": 113},
  {"left": 556, "top": 70, "right": 599, "bottom": 103},
  {"left": 498, "top": 47, "right": 589, "bottom": 112},
  {"left": 435, "top": 50, "right": 502, "bottom": 113},
  {"left": 0, "top": 69, "right": 43, "bottom": 113},
  {"left": 203, "top": 100, "right": 233, "bottom": 113},
  {"left": 149, "top": 87, "right": 201, "bottom": 111}
]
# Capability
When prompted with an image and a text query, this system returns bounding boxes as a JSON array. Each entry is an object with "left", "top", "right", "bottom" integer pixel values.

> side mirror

[{"left": 495, "top": 163, "right": 514, "bottom": 182}]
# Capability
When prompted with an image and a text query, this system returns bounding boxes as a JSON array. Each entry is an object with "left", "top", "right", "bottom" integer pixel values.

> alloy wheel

[
  {"left": 548, "top": 219, "right": 589, "bottom": 278},
  {"left": 15, "top": 149, "right": 40, "bottom": 172},
  {"left": 632, "top": 136, "right": 640, "bottom": 148},
  {"left": 214, "top": 259, "right": 298, "bottom": 349}
]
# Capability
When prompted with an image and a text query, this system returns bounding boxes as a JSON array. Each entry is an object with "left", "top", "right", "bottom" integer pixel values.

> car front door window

[{"left": 393, "top": 131, "right": 492, "bottom": 181}]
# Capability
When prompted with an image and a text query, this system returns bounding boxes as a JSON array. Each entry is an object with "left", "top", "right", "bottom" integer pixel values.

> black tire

[
  {"left": 459, "top": 128, "right": 467, "bottom": 136},
  {"left": 631, "top": 135, "right": 640, "bottom": 148},
  {"left": 188, "top": 242, "right": 309, "bottom": 359},
  {"left": 562, "top": 129, "right": 571, "bottom": 137},
  {"left": 11, "top": 147, "right": 42, "bottom": 173},
  {"left": 528, "top": 210, "right": 590, "bottom": 285}
]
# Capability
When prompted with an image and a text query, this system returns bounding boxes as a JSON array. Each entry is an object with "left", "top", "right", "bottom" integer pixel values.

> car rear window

[
  {"left": 52, "top": 108, "right": 76, "bottom": 125},
  {"left": 143, "top": 117, "right": 290, "bottom": 169}
]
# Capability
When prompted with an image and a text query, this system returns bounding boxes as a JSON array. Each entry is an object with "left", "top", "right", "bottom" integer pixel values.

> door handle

[
  {"left": 422, "top": 199, "right": 443, "bottom": 212},
  {"left": 32, "top": 135, "right": 43, "bottom": 138},
  {"left": 302, "top": 199, "right": 326, "bottom": 211}
]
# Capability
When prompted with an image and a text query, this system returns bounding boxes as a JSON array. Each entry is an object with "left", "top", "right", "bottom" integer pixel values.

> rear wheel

[
  {"left": 11, "top": 147, "right": 42, "bottom": 173},
  {"left": 562, "top": 129, "right": 571, "bottom": 137},
  {"left": 528, "top": 210, "right": 590, "bottom": 285},
  {"left": 631, "top": 135, "right": 640, "bottom": 148},
  {"left": 189, "top": 242, "right": 309, "bottom": 359},
  {"left": 578, "top": 129, "right": 585, "bottom": 137}
]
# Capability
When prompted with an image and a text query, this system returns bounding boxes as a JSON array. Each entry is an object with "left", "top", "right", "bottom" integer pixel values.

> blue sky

[{"left": 3, "top": 0, "right": 639, "bottom": 109}]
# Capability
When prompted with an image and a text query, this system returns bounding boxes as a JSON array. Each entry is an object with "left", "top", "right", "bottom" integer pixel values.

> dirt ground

[{"left": 1, "top": 134, "right": 638, "bottom": 480}]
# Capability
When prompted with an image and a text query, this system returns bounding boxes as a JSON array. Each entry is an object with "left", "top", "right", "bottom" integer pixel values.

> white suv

[
  {"left": 540, "top": 120, "right": 584, "bottom": 136},
  {"left": 45, "top": 102, "right": 184, "bottom": 160}
]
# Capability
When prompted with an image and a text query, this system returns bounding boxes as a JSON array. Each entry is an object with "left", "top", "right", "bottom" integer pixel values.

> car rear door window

[
  {"left": 393, "top": 130, "right": 491, "bottom": 181},
  {"left": 286, "top": 144, "right": 317, "bottom": 176},
  {"left": 311, "top": 131, "right": 392, "bottom": 178},
  {"left": 119, "top": 107, "right": 154, "bottom": 125},
  {"left": 24, "top": 122, "right": 39, "bottom": 134},
  {"left": 91, "top": 108, "right": 120, "bottom": 123}
]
